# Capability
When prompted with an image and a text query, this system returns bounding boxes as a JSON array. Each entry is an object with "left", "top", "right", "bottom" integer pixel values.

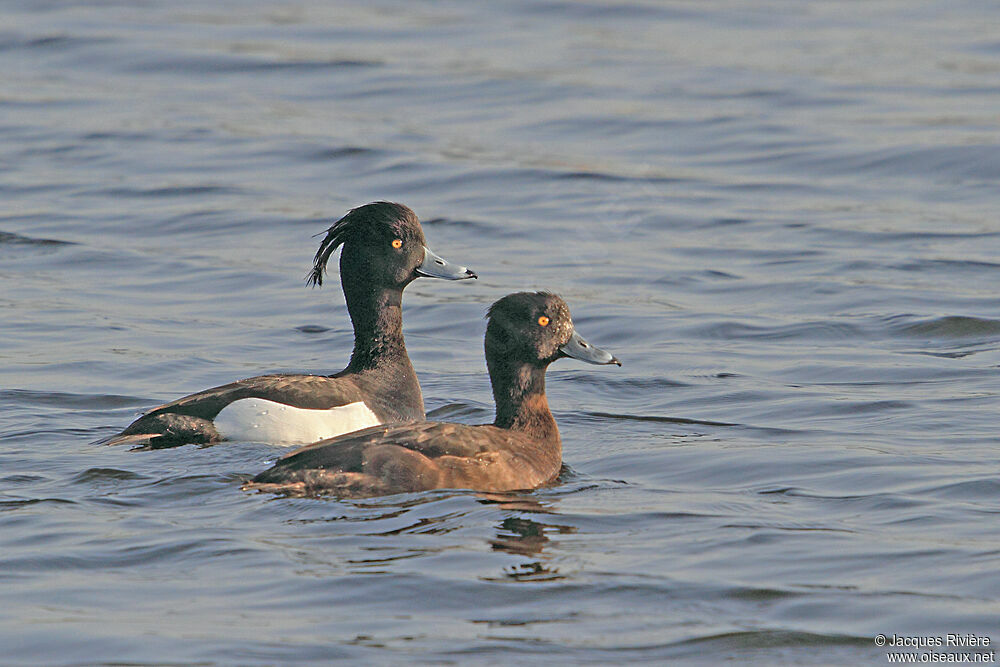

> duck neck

[
  {"left": 490, "top": 360, "right": 559, "bottom": 442},
  {"left": 342, "top": 282, "right": 410, "bottom": 373}
]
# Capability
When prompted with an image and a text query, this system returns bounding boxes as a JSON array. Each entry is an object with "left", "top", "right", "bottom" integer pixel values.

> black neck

[
  {"left": 342, "top": 281, "right": 410, "bottom": 373},
  {"left": 489, "top": 359, "right": 559, "bottom": 442}
]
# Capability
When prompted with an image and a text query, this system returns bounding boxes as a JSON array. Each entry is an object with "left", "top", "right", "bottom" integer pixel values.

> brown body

[{"left": 249, "top": 420, "right": 562, "bottom": 497}]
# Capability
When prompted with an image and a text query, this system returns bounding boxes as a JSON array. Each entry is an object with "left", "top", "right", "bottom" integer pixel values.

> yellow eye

[
  {"left": 392, "top": 239, "right": 403, "bottom": 249},
  {"left": 538, "top": 316, "right": 550, "bottom": 327}
]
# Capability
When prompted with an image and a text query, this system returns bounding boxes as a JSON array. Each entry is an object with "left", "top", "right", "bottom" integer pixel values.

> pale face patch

[{"left": 214, "top": 398, "right": 381, "bottom": 445}]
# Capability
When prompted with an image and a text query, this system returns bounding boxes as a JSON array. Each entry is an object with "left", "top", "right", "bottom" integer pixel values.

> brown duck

[{"left": 247, "top": 292, "right": 620, "bottom": 497}]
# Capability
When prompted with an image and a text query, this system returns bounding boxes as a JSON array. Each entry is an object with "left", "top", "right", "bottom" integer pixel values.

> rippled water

[{"left": 3, "top": 1, "right": 1000, "bottom": 664}]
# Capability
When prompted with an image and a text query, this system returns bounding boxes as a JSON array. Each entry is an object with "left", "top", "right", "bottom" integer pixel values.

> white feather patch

[{"left": 214, "top": 398, "right": 380, "bottom": 446}]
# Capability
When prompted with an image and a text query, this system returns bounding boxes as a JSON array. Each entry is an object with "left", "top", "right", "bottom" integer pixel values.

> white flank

[{"left": 214, "top": 398, "right": 381, "bottom": 446}]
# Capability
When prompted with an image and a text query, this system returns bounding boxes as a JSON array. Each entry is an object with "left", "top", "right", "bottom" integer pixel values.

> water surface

[{"left": 2, "top": 0, "right": 1000, "bottom": 664}]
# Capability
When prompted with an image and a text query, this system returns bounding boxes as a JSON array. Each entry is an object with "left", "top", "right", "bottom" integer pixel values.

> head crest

[{"left": 307, "top": 201, "right": 414, "bottom": 287}]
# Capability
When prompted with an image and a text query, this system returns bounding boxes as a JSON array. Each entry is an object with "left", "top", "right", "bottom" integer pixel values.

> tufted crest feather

[
  {"left": 307, "top": 209, "right": 356, "bottom": 287},
  {"left": 306, "top": 201, "right": 418, "bottom": 287}
]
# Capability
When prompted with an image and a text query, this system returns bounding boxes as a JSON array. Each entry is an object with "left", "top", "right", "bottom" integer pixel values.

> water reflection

[
  {"left": 488, "top": 512, "right": 576, "bottom": 582},
  {"left": 491, "top": 516, "right": 551, "bottom": 557}
]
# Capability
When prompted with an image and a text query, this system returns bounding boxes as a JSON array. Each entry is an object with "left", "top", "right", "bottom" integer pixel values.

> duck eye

[
  {"left": 537, "top": 316, "right": 550, "bottom": 327},
  {"left": 392, "top": 239, "right": 403, "bottom": 249}
]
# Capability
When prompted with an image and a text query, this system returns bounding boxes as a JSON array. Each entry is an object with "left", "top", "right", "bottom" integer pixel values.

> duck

[
  {"left": 246, "top": 292, "right": 620, "bottom": 497},
  {"left": 104, "top": 202, "right": 477, "bottom": 449}
]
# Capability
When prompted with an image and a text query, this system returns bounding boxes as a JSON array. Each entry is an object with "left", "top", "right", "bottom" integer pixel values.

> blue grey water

[{"left": 2, "top": 0, "right": 999, "bottom": 664}]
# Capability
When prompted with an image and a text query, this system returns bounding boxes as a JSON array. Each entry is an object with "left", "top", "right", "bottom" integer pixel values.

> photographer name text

[{"left": 876, "top": 635, "right": 991, "bottom": 649}]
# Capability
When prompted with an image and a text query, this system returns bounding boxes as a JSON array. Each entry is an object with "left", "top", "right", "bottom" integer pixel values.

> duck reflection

[
  {"left": 487, "top": 511, "right": 576, "bottom": 581},
  {"left": 492, "top": 516, "right": 551, "bottom": 556}
]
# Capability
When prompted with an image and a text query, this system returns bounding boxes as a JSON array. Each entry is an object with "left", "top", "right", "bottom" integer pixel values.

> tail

[
  {"left": 95, "top": 432, "right": 165, "bottom": 449},
  {"left": 98, "top": 412, "right": 220, "bottom": 449},
  {"left": 244, "top": 470, "right": 392, "bottom": 498}
]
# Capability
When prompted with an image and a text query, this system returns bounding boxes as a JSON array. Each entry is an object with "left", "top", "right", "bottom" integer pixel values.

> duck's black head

[
  {"left": 485, "top": 292, "right": 621, "bottom": 369},
  {"left": 308, "top": 202, "right": 476, "bottom": 290}
]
